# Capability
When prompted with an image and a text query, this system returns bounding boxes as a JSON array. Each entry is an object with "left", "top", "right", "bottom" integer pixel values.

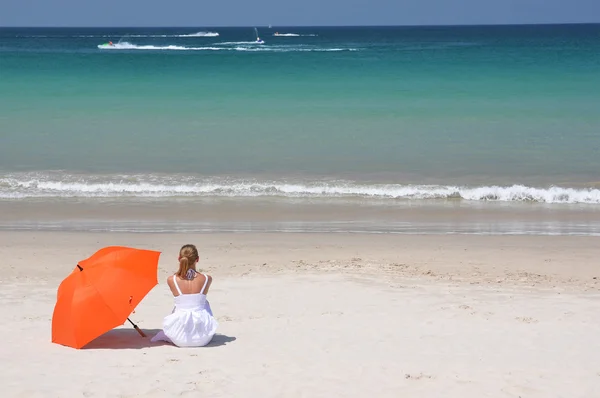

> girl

[{"left": 151, "top": 244, "right": 218, "bottom": 347}]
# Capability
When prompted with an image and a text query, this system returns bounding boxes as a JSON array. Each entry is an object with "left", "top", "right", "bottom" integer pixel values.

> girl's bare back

[{"left": 167, "top": 272, "right": 212, "bottom": 296}]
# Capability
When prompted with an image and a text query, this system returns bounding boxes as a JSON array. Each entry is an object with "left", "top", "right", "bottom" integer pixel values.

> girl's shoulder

[
  {"left": 198, "top": 273, "right": 213, "bottom": 294},
  {"left": 166, "top": 274, "right": 178, "bottom": 288}
]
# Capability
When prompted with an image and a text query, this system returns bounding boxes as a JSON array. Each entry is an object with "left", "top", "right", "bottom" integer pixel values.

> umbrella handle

[
  {"left": 134, "top": 325, "right": 147, "bottom": 338},
  {"left": 127, "top": 318, "right": 147, "bottom": 337}
]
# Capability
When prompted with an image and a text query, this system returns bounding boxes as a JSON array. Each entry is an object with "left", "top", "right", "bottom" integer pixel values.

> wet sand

[{"left": 1, "top": 199, "right": 599, "bottom": 235}]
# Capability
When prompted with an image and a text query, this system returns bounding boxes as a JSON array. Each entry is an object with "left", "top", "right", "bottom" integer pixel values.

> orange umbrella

[{"left": 51, "top": 246, "right": 161, "bottom": 349}]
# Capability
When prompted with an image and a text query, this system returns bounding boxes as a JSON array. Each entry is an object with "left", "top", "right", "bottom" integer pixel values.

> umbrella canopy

[{"left": 52, "top": 246, "right": 161, "bottom": 349}]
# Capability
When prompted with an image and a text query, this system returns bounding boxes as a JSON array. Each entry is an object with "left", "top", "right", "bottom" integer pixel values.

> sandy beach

[
  {"left": 3, "top": 19, "right": 600, "bottom": 398},
  {"left": 0, "top": 231, "right": 599, "bottom": 397}
]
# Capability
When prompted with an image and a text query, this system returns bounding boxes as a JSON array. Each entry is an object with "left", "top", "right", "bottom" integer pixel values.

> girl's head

[{"left": 177, "top": 244, "right": 199, "bottom": 279}]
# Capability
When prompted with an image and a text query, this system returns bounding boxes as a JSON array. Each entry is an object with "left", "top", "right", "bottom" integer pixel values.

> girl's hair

[{"left": 177, "top": 244, "right": 199, "bottom": 279}]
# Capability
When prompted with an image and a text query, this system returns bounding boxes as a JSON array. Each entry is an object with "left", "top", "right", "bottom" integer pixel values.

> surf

[
  {"left": 96, "top": 41, "right": 357, "bottom": 52},
  {"left": 177, "top": 32, "right": 219, "bottom": 37},
  {"left": 272, "top": 33, "right": 318, "bottom": 37},
  {"left": 97, "top": 42, "right": 223, "bottom": 51},
  {"left": 2, "top": 174, "right": 600, "bottom": 204}
]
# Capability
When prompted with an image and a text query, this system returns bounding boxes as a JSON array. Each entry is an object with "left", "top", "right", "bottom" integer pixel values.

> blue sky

[{"left": 2, "top": 0, "right": 599, "bottom": 27}]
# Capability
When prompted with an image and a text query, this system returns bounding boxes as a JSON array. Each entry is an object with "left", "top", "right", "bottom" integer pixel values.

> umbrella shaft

[{"left": 127, "top": 318, "right": 147, "bottom": 337}]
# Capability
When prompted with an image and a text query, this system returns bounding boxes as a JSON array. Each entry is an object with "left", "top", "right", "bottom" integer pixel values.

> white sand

[{"left": 0, "top": 232, "right": 599, "bottom": 397}]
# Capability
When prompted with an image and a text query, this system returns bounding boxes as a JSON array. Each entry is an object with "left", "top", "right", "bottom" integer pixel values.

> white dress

[{"left": 151, "top": 273, "right": 218, "bottom": 347}]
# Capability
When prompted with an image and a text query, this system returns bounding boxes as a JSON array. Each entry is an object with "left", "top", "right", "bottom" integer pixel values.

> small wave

[
  {"left": 176, "top": 32, "right": 220, "bottom": 38},
  {"left": 20, "top": 32, "right": 318, "bottom": 39},
  {"left": 19, "top": 33, "right": 220, "bottom": 38},
  {"left": 97, "top": 42, "right": 222, "bottom": 51},
  {"left": 217, "top": 41, "right": 260, "bottom": 45},
  {"left": 273, "top": 33, "right": 318, "bottom": 37},
  {"left": 232, "top": 46, "right": 356, "bottom": 52},
  {"left": 1, "top": 174, "right": 599, "bottom": 204},
  {"left": 108, "top": 33, "right": 219, "bottom": 38},
  {"left": 97, "top": 42, "right": 357, "bottom": 52},
  {"left": 118, "top": 32, "right": 220, "bottom": 38},
  {"left": 18, "top": 34, "right": 106, "bottom": 38}
]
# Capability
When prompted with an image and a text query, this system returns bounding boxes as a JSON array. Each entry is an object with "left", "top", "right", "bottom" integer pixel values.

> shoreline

[
  {"left": 2, "top": 199, "right": 600, "bottom": 236},
  {"left": 3, "top": 170, "right": 600, "bottom": 201}
]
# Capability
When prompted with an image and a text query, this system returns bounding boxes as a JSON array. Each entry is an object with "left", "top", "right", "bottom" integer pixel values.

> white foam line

[
  {"left": 97, "top": 42, "right": 359, "bottom": 52},
  {"left": 2, "top": 175, "right": 600, "bottom": 204}
]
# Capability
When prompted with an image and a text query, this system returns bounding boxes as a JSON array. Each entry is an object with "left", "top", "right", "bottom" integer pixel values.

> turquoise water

[{"left": 1, "top": 25, "right": 600, "bottom": 203}]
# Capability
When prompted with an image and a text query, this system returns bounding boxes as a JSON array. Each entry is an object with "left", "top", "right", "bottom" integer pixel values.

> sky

[{"left": 1, "top": 0, "right": 600, "bottom": 27}]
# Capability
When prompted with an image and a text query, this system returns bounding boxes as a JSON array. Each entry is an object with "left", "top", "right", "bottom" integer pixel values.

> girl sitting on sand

[{"left": 151, "top": 244, "right": 218, "bottom": 347}]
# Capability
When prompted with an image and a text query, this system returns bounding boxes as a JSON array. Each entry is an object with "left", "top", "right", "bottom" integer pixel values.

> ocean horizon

[{"left": 3, "top": 22, "right": 599, "bottom": 27}]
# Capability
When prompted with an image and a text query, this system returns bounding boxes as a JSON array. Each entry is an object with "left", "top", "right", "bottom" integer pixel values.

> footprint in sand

[
  {"left": 515, "top": 316, "right": 539, "bottom": 323},
  {"left": 458, "top": 305, "right": 477, "bottom": 315},
  {"left": 405, "top": 373, "right": 434, "bottom": 380},
  {"left": 320, "top": 311, "right": 344, "bottom": 316},
  {"left": 501, "top": 384, "right": 538, "bottom": 396}
]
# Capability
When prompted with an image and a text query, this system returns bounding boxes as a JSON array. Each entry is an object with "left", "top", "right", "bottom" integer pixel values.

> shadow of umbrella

[{"left": 83, "top": 329, "right": 236, "bottom": 349}]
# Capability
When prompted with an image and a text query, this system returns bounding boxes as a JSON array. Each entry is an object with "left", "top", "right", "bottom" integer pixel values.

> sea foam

[
  {"left": 1, "top": 174, "right": 599, "bottom": 204},
  {"left": 97, "top": 42, "right": 357, "bottom": 52}
]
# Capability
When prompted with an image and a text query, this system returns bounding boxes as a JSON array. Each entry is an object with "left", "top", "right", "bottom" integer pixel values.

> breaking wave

[
  {"left": 97, "top": 42, "right": 357, "bottom": 52},
  {"left": 97, "top": 42, "right": 222, "bottom": 51},
  {"left": 273, "top": 33, "right": 318, "bottom": 37},
  {"left": 1, "top": 173, "right": 599, "bottom": 204},
  {"left": 107, "top": 32, "right": 220, "bottom": 38},
  {"left": 176, "top": 32, "right": 219, "bottom": 37}
]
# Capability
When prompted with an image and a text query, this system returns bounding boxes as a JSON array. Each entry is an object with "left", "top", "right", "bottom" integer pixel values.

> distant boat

[
  {"left": 98, "top": 35, "right": 128, "bottom": 49},
  {"left": 254, "top": 27, "right": 265, "bottom": 44},
  {"left": 98, "top": 42, "right": 114, "bottom": 48}
]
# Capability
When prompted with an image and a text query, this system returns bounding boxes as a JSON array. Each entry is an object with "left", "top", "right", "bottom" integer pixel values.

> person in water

[{"left": 151, "top": 244, "right": 218, "bottom": 347}]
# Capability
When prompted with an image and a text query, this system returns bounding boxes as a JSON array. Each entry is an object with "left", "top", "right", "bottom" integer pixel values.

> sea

[{"left": 1, "top": 24, "right": 599, "bottom": 235}]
